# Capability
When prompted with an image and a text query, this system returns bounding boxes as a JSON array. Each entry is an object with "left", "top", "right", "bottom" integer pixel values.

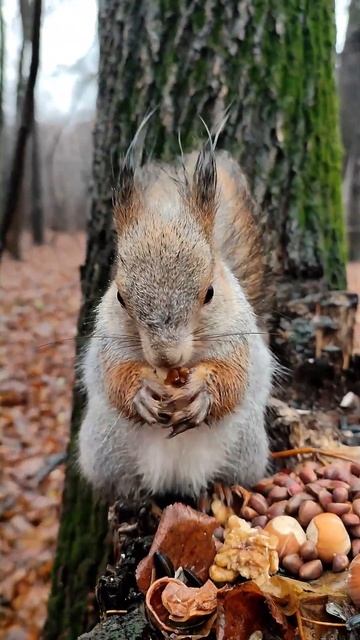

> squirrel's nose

[{"left": 157, "top": 355, "right": 182, "bottom": 368}]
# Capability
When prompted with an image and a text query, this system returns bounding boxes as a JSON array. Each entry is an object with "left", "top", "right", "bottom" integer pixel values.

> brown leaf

[
  {"left": 216, "top": 582, "right": 295, "bottom": 640},
  {"left": 136, "top": 503, "right": 217, "bottom": 593}
]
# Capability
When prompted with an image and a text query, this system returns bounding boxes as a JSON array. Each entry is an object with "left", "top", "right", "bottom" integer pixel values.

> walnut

[{"left": 209, "top": 515, "right": 279, "bottom": 585}]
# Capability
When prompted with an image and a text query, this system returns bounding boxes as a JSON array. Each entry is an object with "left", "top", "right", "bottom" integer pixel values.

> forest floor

[{"left": 0, "top": 233, "right": 360, "bottom": 640}]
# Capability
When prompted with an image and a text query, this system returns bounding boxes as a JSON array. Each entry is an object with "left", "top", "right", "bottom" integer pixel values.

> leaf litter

[{"left": 0, "top": 233, "right": 85, "bottom": 640}]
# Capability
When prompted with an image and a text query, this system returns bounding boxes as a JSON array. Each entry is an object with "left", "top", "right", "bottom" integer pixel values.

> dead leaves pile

[{"left": 0, "top": 233, "right": 85, "bottom": 640}]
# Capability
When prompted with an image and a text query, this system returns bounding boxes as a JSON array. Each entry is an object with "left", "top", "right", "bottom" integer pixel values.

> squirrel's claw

[
  {"left": 167, "top": 388, "right": 211, "bottom": 430},
  {"left": 133, "top": 382, "right": 171, "bottom": 425}
]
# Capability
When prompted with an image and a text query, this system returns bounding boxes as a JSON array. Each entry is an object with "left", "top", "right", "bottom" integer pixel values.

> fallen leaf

[
  {"left": 216, "top": 582, "right": 295, "bottom": 640},
  {"left": 136, "top": 503, "right": 218, "bottom": 593}
]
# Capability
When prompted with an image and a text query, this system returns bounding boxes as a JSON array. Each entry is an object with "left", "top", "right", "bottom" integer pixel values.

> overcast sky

[{"left": 2, "top": 0, "right": 351, "bottom": 121}]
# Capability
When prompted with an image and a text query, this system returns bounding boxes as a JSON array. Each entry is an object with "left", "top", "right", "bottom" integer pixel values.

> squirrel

[{"left": 78, "top": 141, "right": 275, "bottom": 502}]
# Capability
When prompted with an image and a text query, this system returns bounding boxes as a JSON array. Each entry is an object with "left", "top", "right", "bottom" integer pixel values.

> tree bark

[
  {"left": 30, "top": 110, "right": 44, "bottom": 244},
  {"left": 339, "top": 0, "right": 360, "bottom": 260},
  {"left": 45, "top": 1, "right": 346, "bottom": 638},
  {"left": 0, "top": 0, "right": 42, "bottom": 259}
]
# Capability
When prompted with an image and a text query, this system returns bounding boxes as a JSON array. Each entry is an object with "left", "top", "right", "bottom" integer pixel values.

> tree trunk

[
  {"left": 30, "top": 110, "right": 44, "bottom": 244},
  {"left": 44, "top": 2, "right": 346, "bottom": 638},
  {"left": 0, "top": 0, "right": 41, "bottom": 259},
  {"left": 340, "top": 0, "right": 360, "bottom": 260}
]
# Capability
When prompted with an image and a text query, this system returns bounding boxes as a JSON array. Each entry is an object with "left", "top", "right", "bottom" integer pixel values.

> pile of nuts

[{"left": 212, "top": 459, "right": 360, "bottom": 580}]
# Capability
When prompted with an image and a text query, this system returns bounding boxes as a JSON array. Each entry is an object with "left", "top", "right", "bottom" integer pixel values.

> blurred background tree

[
  {"left": 340, "top": 0, "right": 360, "bottom": 260},
  {"left": 43, "top": 2, "right": 346, "bottom": 639}
]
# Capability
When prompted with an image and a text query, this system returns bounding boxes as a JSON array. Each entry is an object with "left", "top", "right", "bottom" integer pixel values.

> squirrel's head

[{"left": 112, "top": 147, "right": 217, "bottom": 368}]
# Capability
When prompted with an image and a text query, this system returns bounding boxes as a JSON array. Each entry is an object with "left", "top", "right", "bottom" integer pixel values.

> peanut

[
  {"left": 350, "top": 525, "right": 360, "bottom": 538},
  {"left": 318, "top": 489, "right": 333, "bottom": 509},
  {"left": 299, "top": 541, "right": 318, "bottom": 562},
  {"left": 299, "top": 559, "right": 323, "bottom": 580},
  {"left": 282, "top": 553, "right": 303, "bottom": 576},
  {"left": 240, "top": 506, "right": 258, "bottom": 520},
  {"left": 332, "top": 554, "right": 349, "bottom": 573},
  {"left": 351, "top": 463, "right": 360, "bottom": 477},
  {"left": 298, "top": 501, "right": 323, "bottom": 528},
  {"left": 299, "top": 468, "right": 317, "bottom": 484},
  {"left": 268, "top": 486, "right": 289, "bottom": 503},
  {"left": 333, "top": 487, "right": 349, "bottom": 503},
  {"left": 267, "top": 500, "right": 288, "bottom": 519},
  {"left": 352, "top": 539, "right": 360, "bottom": 557},
  {"left": 352, "top": 498, "right": 360, "bottom": 517},
  {"left": 249, "top": 493, "right": 268, "bottom": 516},
  {"left": 252, "top": 515, "right": 268, "bottom": 528},
  {"left": 326, "top": 502, "right": 351, "bottom": 516},
  {"left": 342, "top": 513, "right": 360, "bottom": 527},
  {"left": 287, "top": 481, "right": 303, "bottom": 496},
  {"left": 286, "top": 492, "right": 315, "bottom": 516}
]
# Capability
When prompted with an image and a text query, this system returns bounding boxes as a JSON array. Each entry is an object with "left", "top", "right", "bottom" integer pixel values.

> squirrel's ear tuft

[
  {"left": 192, "top": 143, "right": 217, "bottom": 238},
  {"left": 113, "top": 155, "right": 137, "bottom": 234}
]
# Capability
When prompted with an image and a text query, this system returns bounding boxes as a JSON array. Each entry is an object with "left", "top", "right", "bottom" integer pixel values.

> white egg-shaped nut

[
  {"left": 306, "top": 513, "right": 351, "bottom": 564},
  {"left": 264, "top": 515, "right": 306, "bottom": 559},
  {"left": 348, "top": 554, "right": 360, "bottom": 607}
]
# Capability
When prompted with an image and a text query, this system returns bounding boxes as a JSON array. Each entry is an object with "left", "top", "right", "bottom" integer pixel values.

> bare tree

[{"left": 0, "top": 0, "right": 42, "bottom": 259}]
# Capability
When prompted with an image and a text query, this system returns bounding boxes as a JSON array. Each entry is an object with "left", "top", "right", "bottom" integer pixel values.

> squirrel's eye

[
  {"left": 117, "top": 291, "right": 126, "bottom": 308},
  {"left": 204, "top": 285, "right": 214, "bottom": 304}
]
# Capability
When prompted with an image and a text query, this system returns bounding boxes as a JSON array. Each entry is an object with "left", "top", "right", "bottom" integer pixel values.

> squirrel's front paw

[
  {"left": 165, "top": 375, "right": 211, "bottom": 432},
  {"left": 133, "top": 379, "right": 172, "bottom": 425}
]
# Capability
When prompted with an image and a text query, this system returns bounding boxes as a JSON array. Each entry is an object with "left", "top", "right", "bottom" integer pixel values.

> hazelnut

[
  {"left": 282, "top": 553, "right": 303, "bottom": 576},
  {"left": 264, "top": 515, "right": 306, "bottom": 559},
  {"left": 287, "top": 481, "right": 303, "bottom": 496},
  {"left": 318, "top": 489, "right": 333, "bottom": 509},
  {"left": 350, "top": 525, "right": 360, "bottom": 538},
  {"left": 240, "top": 506, "right": 258, "bottom": 520},
  {"left": 299, "top": 559, "right": 323, "bottom": 580},
  {"left": 298, "top": 501, "right": 323, "bottom": 528},
  {"left": 348, "top": 554, "right": 360, "bottom": 607},
  {"left": 332, "top": 554, "right": 349, "bottom": 573},
  {"left": 306, "top": 513, "right": 351, "bottom": 564},
  {"left": 299, "top": 541, "right": 318, "bottom": 562}
]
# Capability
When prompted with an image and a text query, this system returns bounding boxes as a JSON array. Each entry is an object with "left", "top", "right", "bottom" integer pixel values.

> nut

[
  {"left": 267, "top": 500, "right": 288, "bottom": 519},
  {"left": 268, "top": 486, "right": 289, "bottom": 503},
  {"left": 211, "top": 498, "right": 233, "bottom": 526},
  {"left": 306, "top": 513, "right": 351, "bottom": 564},
  {"left": 323, "top": 465, "right": 351, "bottom": 483},
  {"left": 298, "top": 501, "right": 323, "bottom": 528},
  {"left": 352, "top": 498, "right": 360, "bottom": 518},
  {"left": 282, "top": 553, "right": 303, "bottom": 576},
  {"left": 286, "top": 492, "right": 315, "bottom": 516},
  {"left": 299, "top": 541, "right": 318, "bottom": 562},
  {"left": 299, "top": 468, "right": 317, "bottom": 484},
  {"left": 264, "top": 515, "right": 306, "bottom": 559},
  {"left": 348, "top": 554, "right": 360, "bottom": 607},
  {"left": 326, "top": 502, "right": 351, "bottom": 516},
  {"left": 249, "top": 493, "right": 268, "bottom": 515},
  {"left": 351, "top": 463, "right": 360, "bottom": 477},
  {"left": 299, "top": 559, "right": 323, "bottom": 580},
  {"left": 350, "top": 525, "right": 360, "bottom": 538},
  {"left": 273, "top": 473, "right": 292, "bottom": 487},
  {"left": 333, "top": 487, "right": 349, "bottom": 503},
  {"left": 352, "top": 540, "right": 360, "bottom": 557},
  {"left": 318, "top": 489, "right": 333, "bottom": 509},
  {"left": 332, "top": 554, "right": 349, "bottom": 573},
  {"left": 209, "top": 565, "right": 237, "bottom": 583},
  {"left": 240, "top": 506, "right": 258, "bottom": 520},
  {"left": 342, "top": 513, "right": 360, "bottom": 527},
  {"left": 254, "top": 478, "right": 274, "bottom": 495},
  {"left": 287, "top": 481, "right": 303, "bottom": 496},
  {"left": 252, "top": 515, "right": 268, "bottom": 528}
]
